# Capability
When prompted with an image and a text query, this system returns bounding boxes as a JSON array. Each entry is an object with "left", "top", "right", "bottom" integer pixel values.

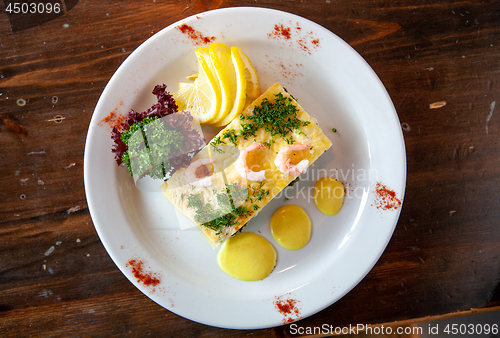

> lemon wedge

[
  {"left": 232, "top": 46, "right": 260, "bottom": 100},
  {"left": 209, "top": 43, "right": 235, "bottom": 124},
  {"left": 174, "top": 44, "right": 260, "bottom": 126},
  {"left": 212, "top": 46, "right": 252, "bottom": 127},
  {"left": 172, "top": 47, "right": 221, "bottom": 124}
]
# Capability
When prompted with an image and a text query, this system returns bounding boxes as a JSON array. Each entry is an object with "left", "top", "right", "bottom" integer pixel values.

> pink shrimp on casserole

[
  {"left": 235, "top": 143, "right": 266, "bottom": 182},
  {"left": 274, "top": 144, "right": 310, "bottom": 175},
  {"left": 185, "top": 158, "right": 215, "bottom": 187}
]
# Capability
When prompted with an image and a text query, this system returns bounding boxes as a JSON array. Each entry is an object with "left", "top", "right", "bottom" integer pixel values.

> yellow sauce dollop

[
  {"left": 314, "top": 177, "right": 345, "bottom": 215},
  {"left": 270, "top": 205, "right": 311, "bottom": 250},
  {"left": 217, "top": 232, "right": 276, "bottom": 281}
]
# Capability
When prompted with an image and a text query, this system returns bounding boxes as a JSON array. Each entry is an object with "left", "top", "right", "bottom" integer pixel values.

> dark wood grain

[{"left": 1, "top": 0, "right": 500, "bottom": 337}]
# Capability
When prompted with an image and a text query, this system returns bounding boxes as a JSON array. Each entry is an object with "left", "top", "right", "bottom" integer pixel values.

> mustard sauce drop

[
  {"left": 314, "top": 177, "right": 345, "bottom": 215},
  {"left": 217, "top": 232, "right": 277, "bottom": 281},
  {"left": 270, "top": 205, "right": 311, "bottom": 250}
]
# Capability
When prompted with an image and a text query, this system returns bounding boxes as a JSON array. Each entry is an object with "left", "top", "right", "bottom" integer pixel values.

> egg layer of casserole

[{"left": 161, "top": 83, "right": 332, "bottom": 248}]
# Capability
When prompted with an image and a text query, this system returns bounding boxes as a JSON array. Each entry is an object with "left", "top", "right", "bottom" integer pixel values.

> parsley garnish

[
  {"left": 187, "top": 192, "right": 203, "bottom": 211},
  {"left": 234, "top": 206, "right": 251, "bottom": 218},
  {"left": 210, "top": 135, "right": 225, "bottom": 154},
  {"left": 255, "top": 188, "right": 269, "bottom": 201},
  {"left": 210, "top": 129, "right": 239, "bottom": 152},
  {"left": 248, "top": 182, "right": 270, "bottom": 202},
  {"left": 186, "top": 184, "right": 252, "bottom": 235},
  {"left": 226, "top": 183, "right": 249, "bottom": 208},
  {"left": 238, "top": 93, "right": 310, "bottom": 142},
  {"left": 202, "top": 211, "right": 237, "bottom": 235},
  {"left": 222, "top": 129, "right": 239, "bottom": 147}
]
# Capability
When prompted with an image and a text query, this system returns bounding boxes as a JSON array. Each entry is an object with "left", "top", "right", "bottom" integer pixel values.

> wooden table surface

[{"left": 1, "top": 0, "right": 499, "bottom": 337}]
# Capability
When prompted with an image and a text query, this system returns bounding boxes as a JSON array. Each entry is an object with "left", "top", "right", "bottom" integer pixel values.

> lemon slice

[
  {"left": 232, "top": 46, "right": 260, "bottom": 99},
  {"left": 209, "top": 43, "right": 235, "bottom": 124},
  {"left": 172, "top": 47, "right": 221, "bottom": 124},
  {"left": 178, "top": 82, "right": 190, "bottom": 90},
  {"left": 212, "top": 46, "right": 249, "bottom": 127}
]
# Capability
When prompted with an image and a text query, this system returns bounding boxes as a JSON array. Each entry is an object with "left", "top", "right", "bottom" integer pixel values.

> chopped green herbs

[
  {"left": 186, "top": 184, "right": 252, "bottom": 235},
  {"left": 210, "top": 93, "right": 309, "bottom": 151},
  {"left": 209, "top": 128, "right": 240, "bottom": 153},
  {"left": 332, "top": 128, "right": 337, "bottom": 133},
  {"left": 234, "top": 206, "right": 252, "bottom": 218},
  {"left": 226, "top": 183, "right": 249, "bottom": 208},
  {"left": 201, "top": 210, "right": 237, "bottom": 234},
  {"left": 239, "top": 93, "right": 310, "bottom": 142},
  {"left": 187, "top": 192, "right": 203, "bottom": 211},
  {"left": 254, "top": 188, "right": 270, "bottom": 201},
  {"left": 222, "top": 129, "right": 239, "bottom": 147},
  {"left": 210, "top": 135, "right": 225, "bottom": 153},
  {"left": 248, "top": 182, "right": 270, "bottom": 202}
]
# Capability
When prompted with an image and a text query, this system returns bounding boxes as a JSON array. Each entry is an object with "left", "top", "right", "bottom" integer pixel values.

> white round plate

[{"left": 84, "top": 7, "right": 406, "bottom": 329}]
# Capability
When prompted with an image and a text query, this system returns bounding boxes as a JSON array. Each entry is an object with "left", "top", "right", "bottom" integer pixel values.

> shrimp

[
  {"left": 185, "top": 158, "right": 215, "bottom": 187},
  {"left": 274, "top": 144, "right": 310, "bottom": 175},
  {"left": 235, "top": 143, "right": 266, "bottom": 182}
]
